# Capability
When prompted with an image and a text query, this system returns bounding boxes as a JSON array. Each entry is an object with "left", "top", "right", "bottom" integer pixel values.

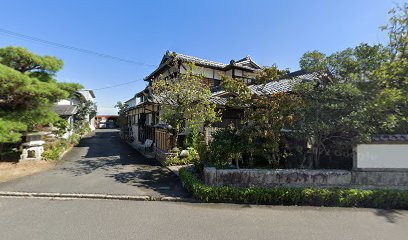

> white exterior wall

[
  {"left": 214, "top": 70, "right": 222, "bottom": 80},
  {"left": 62, "top": 116, "right": 75, "bottom": 139},
  {"left": 180, "top": 65, "right": 186, "bottom": 74},
  {"left": 57, "top": 99, "right": 72, "bottom": 105},
  {"left": 355, "top": 144, "right": 408, "bottom": 169},
  {"left": 201, "top": 67, "right": 213, "bottom": 78},
  {"left": 235, "top": 69, "right": 243, "bottom": 77},
  {"left": 126, "top": 97, "right": 137, "bottom": 108}
]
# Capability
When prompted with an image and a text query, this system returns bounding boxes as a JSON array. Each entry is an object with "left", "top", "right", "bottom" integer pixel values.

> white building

[{"left": 55, "top": 89, "right": 96, "bottom": 138}]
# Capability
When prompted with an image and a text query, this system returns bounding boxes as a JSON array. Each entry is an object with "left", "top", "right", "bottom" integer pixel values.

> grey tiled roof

[
  {"left": 233, "top": 56, "right": 262, "bottom": 69},
  {"left": 249, "top": 79, "right": 294, "bottom": 95},
  {"left": 209, "top": 96, "right": 228, "bottom": 106},
  {"left": 249, "top": 71, "right": 319, "bottom": 95},
  {"left": 145, "top": 51, "right": 262, "bottom": 81},
  {"left": 54, "top": 105, "right": 77, "bottom": 116},
  {"left": 372, "top": 135, "right": 408, "bottom": 142},
  {"left": 149, "top": 93, "right": 176, "bottom": 105},
  {"left": 173, "top": 52, "right": 227, "bottom": 69},
  {"left": 150, "top": 92, "right": 228, "bottom": 107}
]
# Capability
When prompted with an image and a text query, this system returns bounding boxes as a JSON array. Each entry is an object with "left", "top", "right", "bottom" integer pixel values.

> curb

[{"left": 0, "top": 191, "right": 195, "bottom": 202}]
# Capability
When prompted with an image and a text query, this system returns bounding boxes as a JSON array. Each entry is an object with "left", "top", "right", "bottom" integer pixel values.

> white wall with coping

[{"left": 354, "top": 144, "right": 408, "bottom": 169}]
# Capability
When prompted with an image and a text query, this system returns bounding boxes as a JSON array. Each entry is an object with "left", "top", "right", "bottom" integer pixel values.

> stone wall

[
  {"left": 352, "top": 171, "right": 408, "bottom": 187},
  {"left": 204, "top": 167, "right": 408, "bottom": 188},
  {"left": 204, "top": 168, "right": 351, "bottom": 187}
]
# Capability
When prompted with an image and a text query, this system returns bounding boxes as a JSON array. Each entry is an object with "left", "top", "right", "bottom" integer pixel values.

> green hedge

[{"left": 179, "top": 168, "right": 408, "bottom": 209}]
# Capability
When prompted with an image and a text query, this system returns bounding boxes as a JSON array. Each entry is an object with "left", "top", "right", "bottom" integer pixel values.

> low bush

[
  {"left": 179, "top": 168, "right": 408, "bottom": 209},
  {"left": 42, "top": 140, "right": 67, "bottom": 161},
  {"left": 42, "top": 134, "right": 81, "bottom": 161},
  {"left": 165, "top": 147, "right": 198, "bottom": 166}
]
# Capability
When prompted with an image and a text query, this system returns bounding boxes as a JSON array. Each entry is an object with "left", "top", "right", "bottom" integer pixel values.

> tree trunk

[
  {"left": 248, "top": 151, "right": 254, "bottom": 168},
  {"left": 313, "top": 146, "right": 320, "bottom": 169},
  {"left": 0, "top": 143, "right": 3, "bottom": 161}
]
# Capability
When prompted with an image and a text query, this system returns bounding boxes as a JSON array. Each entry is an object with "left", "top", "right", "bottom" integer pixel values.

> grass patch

[{"left": 179, "top": 168, "right": 408, "bottom": 209}]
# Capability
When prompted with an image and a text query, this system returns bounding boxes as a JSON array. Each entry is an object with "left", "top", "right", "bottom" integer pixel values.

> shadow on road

[
  {"left": 375, "top": 209, "right": 403, "bottom": 223},
  {"left": 60, "top": 130, "right": 189, "bottom": 197}
]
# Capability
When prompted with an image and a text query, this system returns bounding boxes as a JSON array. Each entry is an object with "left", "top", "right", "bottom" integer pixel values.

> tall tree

[
  {"left": 0, "top": 46, "right": 82, "bottom": 158},
  {"left": 152, "top": 60, "right": 220, "bottom": 146},
  {"left": 221, "top": 65, "right": 303, "bottom": 167},
  {"left": 0, "top": 46, "right": 64, "bottom": 82},
  {"left": 293, "top": 3, "right": 408, "bottom": 167}
]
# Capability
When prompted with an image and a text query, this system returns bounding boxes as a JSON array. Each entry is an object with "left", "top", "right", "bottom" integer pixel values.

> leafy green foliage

[
  {"left": 164, "top": 148, "right": 198, "bottom": 166},
  {"left": 152, "top": 61, "right": 220, "bottom": 143},
  {"left": 0, "top": 46, "right": 83, "bottom": 158},
  {"left": 179, "top": 168, "right": 408, "bottom": 209},
  {"left": 115, "top": 101, "right": 129, "bottom": 128},
  {"left": 0, "top": 55, "right": 66, "bottom": 145},
  {"left": 221, "top": 65, "right": 303, "bottom": 167},
  {"left": 293, "top": 5, "right": 408, "bottom": 167},
  {"left": 57, "top": 82, "right": 83, "bottom": 94},
  {"left": 0, "top": 118, "right": 26, "bottom": 143},
  {"left": 42, "top": 133, "right": 80, "bottom": 161},
  {"left": 0, "top": 46, "right": 63, "bottom": 82},
  {"left": 206, "top": 127, "right": 246, "bottom": 168}
]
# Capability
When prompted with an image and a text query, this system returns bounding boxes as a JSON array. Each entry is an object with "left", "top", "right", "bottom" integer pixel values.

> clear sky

[{"left": 0, "top": 0, "right": 404, "bottom": 115}]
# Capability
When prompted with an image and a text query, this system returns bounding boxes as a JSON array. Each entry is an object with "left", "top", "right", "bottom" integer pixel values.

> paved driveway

[{"left": 0, "top": 129, "right": 189, "bottom": 197}]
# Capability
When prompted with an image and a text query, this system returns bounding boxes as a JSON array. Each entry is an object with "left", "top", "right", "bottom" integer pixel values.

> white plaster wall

[
  {"left": 235, "top": 69, "right": 243, "bottom": 77},
  {"left": 201, "top": 67, "right": 213, "bottom": 78},
  {"left": 180, "top": 65, "right": 186, "bottom": 74},
  {"left": 214, "top": 70, "right": 222, "bottom": 80},
  {"left": 57, "top": 99, "right": 71, "bottom": 105},
  {"left": 356, "top": 144, "right": 408, "bottom": 169}
]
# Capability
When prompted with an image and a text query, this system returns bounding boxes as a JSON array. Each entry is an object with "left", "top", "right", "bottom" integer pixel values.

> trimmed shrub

[{"left": 179, "top": 168, "right": 408, "bottom": 209}]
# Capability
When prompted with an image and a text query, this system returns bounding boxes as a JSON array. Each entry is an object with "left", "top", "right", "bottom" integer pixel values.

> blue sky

[{"left": 0, "top": 0, "right": 404, "bottom": 115}]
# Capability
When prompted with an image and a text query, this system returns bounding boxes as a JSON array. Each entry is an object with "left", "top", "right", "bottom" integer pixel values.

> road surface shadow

[
  {"left": 375, "top": 209, "right": 403, "bottom": 223},
  {"left": 60, "top": 130, "right": 189, "bottom": 197}
]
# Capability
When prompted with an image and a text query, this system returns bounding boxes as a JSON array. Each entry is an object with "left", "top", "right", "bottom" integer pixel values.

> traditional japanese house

[{"left": 122, "top": 51, "right": 263, "bottom": 157}]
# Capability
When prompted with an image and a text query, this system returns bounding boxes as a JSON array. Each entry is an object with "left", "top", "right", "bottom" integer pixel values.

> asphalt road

[
  {"left": 0, "top": 197, "right": 407, "bottom": 240},
  {"left": 0, "top": 129, "right": 188, "bottom": 197}
]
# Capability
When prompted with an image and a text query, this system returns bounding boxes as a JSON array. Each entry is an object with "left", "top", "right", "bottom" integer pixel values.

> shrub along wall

[{"left": 179, "top": 168, "right": 408, "bottom": 209}]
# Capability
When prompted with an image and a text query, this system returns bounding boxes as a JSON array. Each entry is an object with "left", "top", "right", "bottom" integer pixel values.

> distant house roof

[
  {"left": 145, "top": 50, "right": 262, "bottom": 81},
  {"left": 54, "top": 105, "right": 77, "bottom": 116},
  {"left": 209, "top": 96, "right": 228, "bottom": 106},
  {"left": 77, "top": 90, "right": 95, "bottom": 102},
  {"left": 96, "top": 115, "right": 118, "bottom": 118}
]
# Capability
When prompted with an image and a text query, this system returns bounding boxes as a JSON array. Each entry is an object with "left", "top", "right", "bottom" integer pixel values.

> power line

[
  {"left": 93, "top": 79, "right": 144, "bottom": 91},
  {"left": 0, "top": 28, "right": 157, "bottom": 67}
]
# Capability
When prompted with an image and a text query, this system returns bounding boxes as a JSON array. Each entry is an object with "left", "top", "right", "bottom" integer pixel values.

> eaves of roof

[
  {"left": 144, "top": 51, "right": 262, "bottom": 81},
  {"left": 54, "top": 105, "right": 78, "bottom": 116}
]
